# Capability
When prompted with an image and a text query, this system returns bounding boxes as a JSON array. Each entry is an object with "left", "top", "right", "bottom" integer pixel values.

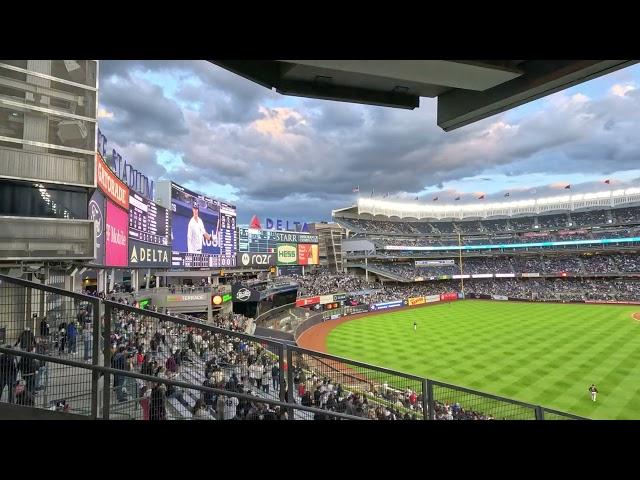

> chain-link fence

[
  {"left": 289, "top": 347, "right": 426, "bottom": 420},
  {"left": 540, "top": 407, "right": 585, "bottom": 420},
  {"left": 430, "top": 381, "right": 539, "bottom": 420}
]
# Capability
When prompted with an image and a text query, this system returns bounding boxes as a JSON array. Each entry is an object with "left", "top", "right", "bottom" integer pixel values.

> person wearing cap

[{"left": 187, "top": 201, "right": 212, "bottom": 254}]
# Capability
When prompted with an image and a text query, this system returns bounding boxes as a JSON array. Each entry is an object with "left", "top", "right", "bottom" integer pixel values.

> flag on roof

[
  {"left": 504, "top": 192, "right": 510, "bottom": 197},
  {"left": 564, "top": 184, "right": 571, "bottom": 189},
  {"left": 604, "top": 179, "right": 611, "bottom": 184},
  {"left": 478, "top": 194, "right": 485, "bottom": 200},
  {"left": 353, "top": 186, "right": 359, "bottom": 193}
]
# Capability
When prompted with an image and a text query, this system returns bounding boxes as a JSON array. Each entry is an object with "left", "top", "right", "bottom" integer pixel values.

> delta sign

[{"left": 250, "top": 215, "right": 310, "bottom": 233}]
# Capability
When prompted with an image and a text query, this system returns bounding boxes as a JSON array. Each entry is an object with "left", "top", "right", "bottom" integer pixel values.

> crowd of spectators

[{"left": 338, "top": 206, "right": 640, "bottom": 240}]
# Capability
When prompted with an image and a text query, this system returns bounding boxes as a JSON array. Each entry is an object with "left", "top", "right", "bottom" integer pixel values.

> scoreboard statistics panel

[
  {"left": 128, "top": 191, "right": 170, "bottom": 246},
  {"left": 238, "top": 227, "right": 278, "bottom": 253}
]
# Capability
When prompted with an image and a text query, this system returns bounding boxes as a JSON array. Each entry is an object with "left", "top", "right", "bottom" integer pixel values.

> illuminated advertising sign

[
  {"left": 440, "top": 292, "right": 458, "bottom": 302},
  {"left": 319, "top": 294, "right": 334, "bottom": 305},
  {"left": 495, "top": 273, "right": 515, "bottom": 278},
  {"left": 333, "top": 293, "right": 347, "bottom": 302},
  {"left": 250, "top": 215, "right": 310, "bottom": 232},
  {"left": 408, "top": 296, "right": 426, "bottom": 306},
  {"left": 295, "top": 296, "right": 321, "bottom": 307},
  {"left": 472, "top": 273, "right": 494, "bottom": 278},
  {"left": 238, "top": 227, "right": 318, "bottom": 253},
  {"left": 128, "top": 240, "right": 171, "bottom": 268},
  {"left": 231, "top": 284, "right": 261, "bottom": 303},
  {"left": 222, "top": 294, "right": 233, "bottom": 302},
  {"left": 491, "top": 295, "right": 509, "bottom": 301},
  {"left": 89, "top": 189, "right": 105, "bottom": 264},
  {"left": 298, "top": 243, "right": 319, "bottom": 265},
  {"left": 237, "top": 252, "right": 276, "bottom": 267},
  {"left": 96, "top": 153, "right": 128, "bottom": 210},
  {"left": 170, "top": 182, "right": 236, "bottom": 268},
  {"left": 277, "top": 243, "right": 298, "bottom": 265},
  {"left": 370, "top": 300, "right": 403, "bottom": 311},
  {"left": 415, "top": 260, "right": 455, "bottom": 266},
  {"left": 425, "top": 295, "right": 441, "bottom": 303},
  {"left": 167, "top": 294, "right": 208, "bottom": 302},
  {"left": 521, "top": 273, "right": 540, "bottom": 278},
  {"left": 212, "top": 295, "right": 223, "bottom": 305},
  {"left": 385, "top": 236, "right": 640, "bottom": 251},
  {"left": 105, "top": 200, "right": 128, "bottom": 267}
]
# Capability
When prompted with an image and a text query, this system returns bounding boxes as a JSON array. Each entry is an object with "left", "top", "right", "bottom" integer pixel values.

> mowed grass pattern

[{"left": 325, "top": 300, "right": 640, "bottom": 419}]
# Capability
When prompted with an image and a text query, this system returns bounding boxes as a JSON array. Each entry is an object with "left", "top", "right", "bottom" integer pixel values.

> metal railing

[{"left": 0, "top": 273, "right": 587, "bottom": 420}]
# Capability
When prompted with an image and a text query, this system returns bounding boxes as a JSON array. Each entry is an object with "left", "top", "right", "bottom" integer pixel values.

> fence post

[
  {"left": 90, "top": 297, "right": 100, "bottom": 419},
  {"left": 535, "top": 406, "right": 544, "bottom": 420},
  {"left": 422, "top": 378, "right": 429, "bottom": 420},
  {"left": 427, "top": 379, "right": 435, "bottom": 420},
  {"left": 102, "top": 302, "right": 112, "bottom": 420},
  {"left": 278, "top": 344, "right": 286, "bottom": 404},
  {"left": 286, "top": 348, "right": 295, "bottom": 420}
]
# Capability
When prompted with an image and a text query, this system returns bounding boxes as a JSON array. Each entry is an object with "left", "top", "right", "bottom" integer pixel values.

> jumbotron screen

[{"left": 170, "top": 182, "right": 237, "bottom": 268}]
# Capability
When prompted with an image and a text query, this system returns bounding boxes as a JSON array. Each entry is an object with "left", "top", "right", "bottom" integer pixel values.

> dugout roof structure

[{"left": 210, "top": 60, "right": 636, "bottom": 131}]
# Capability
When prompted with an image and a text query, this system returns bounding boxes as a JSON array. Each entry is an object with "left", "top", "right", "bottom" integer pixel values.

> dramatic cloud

[{"left": 97, "top": 61, "right": 640, "bottom": 222}]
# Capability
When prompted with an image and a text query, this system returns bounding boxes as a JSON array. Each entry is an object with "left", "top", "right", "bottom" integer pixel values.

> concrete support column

[{"left": 109, "top": 269, "right": 115, "bottom": 293}]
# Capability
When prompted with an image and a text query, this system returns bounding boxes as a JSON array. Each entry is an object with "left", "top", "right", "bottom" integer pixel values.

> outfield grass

[{"left": 325, "top": 300, "right": 640, "bottom": 419}]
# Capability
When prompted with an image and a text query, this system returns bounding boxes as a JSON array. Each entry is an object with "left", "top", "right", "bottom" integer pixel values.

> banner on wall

[
  {"left": 296, "top": 296, "right": 321, "bottom": 307},
  {"left": 408, "top": 296, "right": 426, "bottom": 306},
  {"left": 105, "top": 199, "right": 129, "bottom": 267},
  {"left": 491, "top": 294, "right": 509, "bottom": 301},
  {"left": 440, "top": 292, "right": 458, "bottom": 302},
  {"left": 370, "top": 300, "right": 403, "bottom": 311},
  {"left": 96, "top": 153, "right": 129, "bottom": 210},
  {"left": 88, "top": 189, "right": 105, "bottom": 264},
  {"left": 425, "top": 294, "right": 441, "bottom": 303}
]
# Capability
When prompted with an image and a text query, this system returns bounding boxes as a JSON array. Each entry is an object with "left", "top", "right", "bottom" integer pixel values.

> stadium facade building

[
  {"left": 309, "top": 222, "right": 345, "bottom": 273},
  {"left": 0, "top": 60, "right": 98, "bottom": 288},
  {"left": 332, "top": 191, "right": 640, "bottom": 295}
]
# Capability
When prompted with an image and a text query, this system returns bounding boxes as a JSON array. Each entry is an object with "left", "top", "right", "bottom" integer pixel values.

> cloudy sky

[{"left": 98, "top": 61, "right": 640, "bottom": 224}]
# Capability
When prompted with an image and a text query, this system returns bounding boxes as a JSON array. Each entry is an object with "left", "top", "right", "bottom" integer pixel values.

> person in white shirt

[
  {"left": 221, "top": 395, "right": 239, "bottom": 420},
  {"left": 249, "top": 362, "right": 263, "bottom": 388},
  {"left": 187, "top": 202, "right": 212, "bottom": 253}
]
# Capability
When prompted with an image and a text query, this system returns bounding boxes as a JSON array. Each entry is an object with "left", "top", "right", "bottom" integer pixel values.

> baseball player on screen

[{"left": 187, "top": 201, "right": 211, "bottom": 253}]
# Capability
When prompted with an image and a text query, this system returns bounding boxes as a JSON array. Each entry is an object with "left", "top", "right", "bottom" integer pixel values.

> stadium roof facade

[
  {"left": 211, "top": 60, "right": 636, "bottom": 131},
  {"left": 332, "top": 188, "right": 640, "bottom": 221}
]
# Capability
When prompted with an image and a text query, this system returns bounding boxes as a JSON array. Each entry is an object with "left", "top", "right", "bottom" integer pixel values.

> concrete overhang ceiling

[{"left": 210, "top": 60, "right": 637, "bottom": 131}]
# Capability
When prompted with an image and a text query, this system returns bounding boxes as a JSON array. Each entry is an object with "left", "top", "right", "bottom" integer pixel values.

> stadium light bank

[{"left": 354, "top": 188, "right": 640, "bottom": 219}]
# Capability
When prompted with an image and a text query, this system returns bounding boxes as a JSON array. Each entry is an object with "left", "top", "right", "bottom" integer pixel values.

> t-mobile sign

[{"left": 105, "top": 199, "right": 129, "bottom": 267}]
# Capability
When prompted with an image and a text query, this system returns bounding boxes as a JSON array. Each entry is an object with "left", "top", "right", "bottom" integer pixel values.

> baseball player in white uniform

[{"left": 187, "top": 201, "right": 211, "bottom": 253}]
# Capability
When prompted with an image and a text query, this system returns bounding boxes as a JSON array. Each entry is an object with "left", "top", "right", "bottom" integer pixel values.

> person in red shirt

[
  {"left": 409, "top": 391, "right": 417, "bottom": 405},
  {"left": 139, "top": 386, "right": 151, "bottom": 420}
]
